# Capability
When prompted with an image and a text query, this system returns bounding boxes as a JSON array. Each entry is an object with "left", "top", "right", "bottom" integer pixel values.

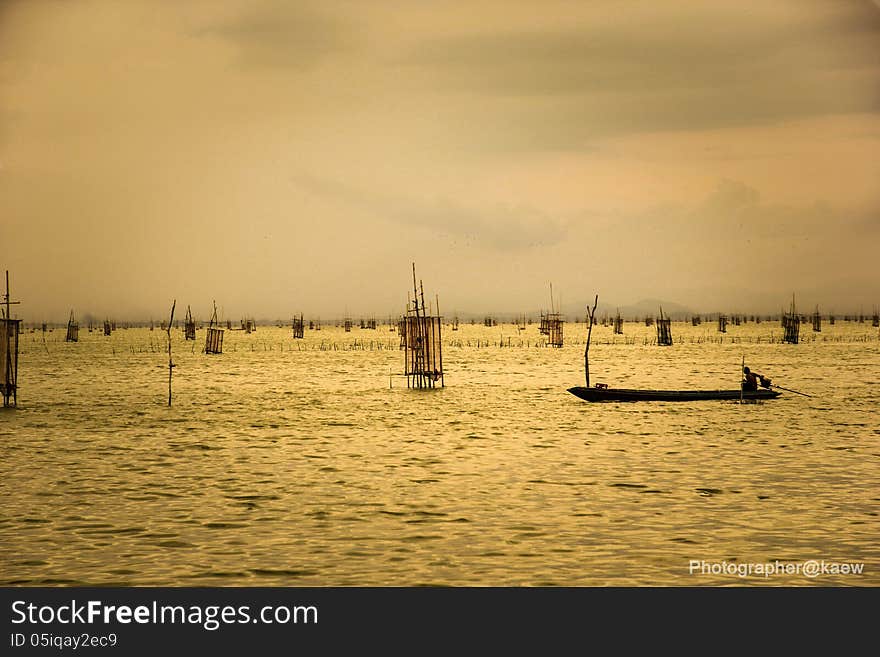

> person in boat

[{"left": 742, "top": 366, "right": 770, "bottom": 392}]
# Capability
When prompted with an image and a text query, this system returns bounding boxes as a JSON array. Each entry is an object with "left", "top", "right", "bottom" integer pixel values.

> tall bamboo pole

[
  {"left": 167, "top": 300, "right": 176, "bottom": 407},
  {"left": 436, "top": 293, "right": 444, "bottom": 387},
  {"left": 584, "top": 295, "right": 598, "bottom": 388}
]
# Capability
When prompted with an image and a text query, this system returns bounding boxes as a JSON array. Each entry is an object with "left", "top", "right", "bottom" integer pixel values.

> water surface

[{"left": 2, "top": 321, "right": 878, "bottom": 585}]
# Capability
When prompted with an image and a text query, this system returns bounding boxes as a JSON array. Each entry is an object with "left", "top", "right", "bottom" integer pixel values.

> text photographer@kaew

[{"left": 689, "top": 559, "right": 865, "bottom": 579}]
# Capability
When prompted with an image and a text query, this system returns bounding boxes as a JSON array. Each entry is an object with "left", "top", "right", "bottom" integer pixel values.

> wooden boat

[
  {"left": 567, "top": 386, "right": 781, "bottom": 402},
  {"left": 571, "top": 294, "right": 790, "bottom": 403}
]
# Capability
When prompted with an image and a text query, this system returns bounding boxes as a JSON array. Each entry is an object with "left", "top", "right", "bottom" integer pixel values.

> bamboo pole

[
  {"left": 435, "top": 293, "right": 444, "bottom": 387},
  {"left": 411, "top": 263, "right": 425, "bottom": 388},
  {"left": 584, "top": 294, "right": 598, "bottom": 388},
  {"left": 167, "top": 300, "right": 176, "bottom": 407},
  {"left": 417, "top": 274, "right": 428, "bottom": 388}
]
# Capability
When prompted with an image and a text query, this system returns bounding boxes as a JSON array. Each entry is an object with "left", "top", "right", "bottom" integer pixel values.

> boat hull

[{"left": 567, "top": 386, "right": 781, "bottom": 402}]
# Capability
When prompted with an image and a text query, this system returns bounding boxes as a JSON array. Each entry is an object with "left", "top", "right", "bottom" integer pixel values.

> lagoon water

[{"left": 2, "top": 321, "right": 878, "bottom": 585}]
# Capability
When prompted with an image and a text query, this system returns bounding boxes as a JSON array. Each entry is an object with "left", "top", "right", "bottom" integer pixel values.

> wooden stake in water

[
  {"left": 436, "top": 293, "right": 444, "bottom": 388},
  {"left": 740, "top": 355, "right": 744, "bottom": 405},
  {"left": 584, "top": 294, "right": 598, "bottom": 388},
  {"left": 167, "top": 300, "right": 176, "bottom": 407}
]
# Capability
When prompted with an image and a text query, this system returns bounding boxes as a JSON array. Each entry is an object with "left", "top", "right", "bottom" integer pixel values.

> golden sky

[{"left": 2, "top": 0, "right": 878, "bottom": 320}]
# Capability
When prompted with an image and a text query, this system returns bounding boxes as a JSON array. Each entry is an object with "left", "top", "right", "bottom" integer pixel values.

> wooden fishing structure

[
  {"left": 656, "top": 306, "right": 672, "bottom": 346},
  {"left": 65, "top": 310, "right": 79, "bottom": 342},
  {"left": 242, "top": 318, "right": 256, "bottom": 334},
  {"left": 184, "top": 306, "right": 196, "bottom": 340},
  {"left": 397, "top": 317, "right": 407, "bottom": 349},
  {"left": 872, "top": 309, "right": 879, "bottom": 328},
  {"left": 547, "top": 316, "right": 563, "bottom": 347},
  {"left": 205, "top": 301, "right": 224, "bottom": 355},
  {"left": 539, "top": 313, "right": 549, "bottom": 335},
  {"left": 103, "top": 319, "right": 112, "bottom": 336},
  {"left": 292, "top": 313, "right": 304, "bottom": 339},
  {"left": 344, "top": 316, "right": 352, "bottom": 333},
  {"left": 691, "top": 315, "right": 701, "bottom": 326},
  {"left": 613, "top": 311, "right": 624, "bottom": 335},
  {"left": 1, "top": 271, "right": 22, "bottom": 407},
  {"left": 717, "top": 314, "right": 728, "bottom": 333},
  {"left": 451, "top": 316, "right": 459, "bottom": 331},
  {"left": 782, "top": 296, "right": 800, "bottom": 344},
  {"left": 811, "top": 306, "right": 821, "bottom": 333},
  {"left": 540, "top": 283, "right": 564, "bottom": 347},
  {"left": 402, "top": 264, "right": 443, "bottom": 389}
]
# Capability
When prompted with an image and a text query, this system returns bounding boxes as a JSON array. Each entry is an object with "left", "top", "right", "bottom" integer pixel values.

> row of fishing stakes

[
  {"left": 61, "top": 312, "right": 116, "bottom": 340},
  {"left": 44, "top": 304, "right": 879, "bottom": 340},
  {"left": 7, "top": 266, "right": 878, "bottom": 407},
  {"left": 166, "top": 266, "right": 447, "bottom": 403}
]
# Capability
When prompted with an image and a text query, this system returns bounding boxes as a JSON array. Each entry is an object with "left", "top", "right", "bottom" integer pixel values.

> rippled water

[{"left": 2, "top": 321, "right": 878, "bottom": 585}]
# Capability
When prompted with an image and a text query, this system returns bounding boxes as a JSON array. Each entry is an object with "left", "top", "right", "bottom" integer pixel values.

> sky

[{"left": 1, "top": 0, "right": 879, "bottom": 321}]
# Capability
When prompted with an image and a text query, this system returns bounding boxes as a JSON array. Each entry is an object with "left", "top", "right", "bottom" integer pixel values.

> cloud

[
  {"left": 563, "top": 178, "right": 879, "bottom": 307},
  {"left": 528, "top": 177, "right": 876, "bottom": 314},
  {"left": 397, "top": 1, "right": 880, "bottom": 144},
  {"left": 1, "top": 1, "right": 877, "bottom": 317},
  {"left": 200, "top": 0, "right": 358, "bottom": 70},
  {"left": 291, "top": 172, "right": 568, "bottom": 250}
]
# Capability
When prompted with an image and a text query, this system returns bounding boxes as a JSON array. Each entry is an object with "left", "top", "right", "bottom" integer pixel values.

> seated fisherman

[{"left": 742, "top": 366, "right": 769, "bottom": 391}]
